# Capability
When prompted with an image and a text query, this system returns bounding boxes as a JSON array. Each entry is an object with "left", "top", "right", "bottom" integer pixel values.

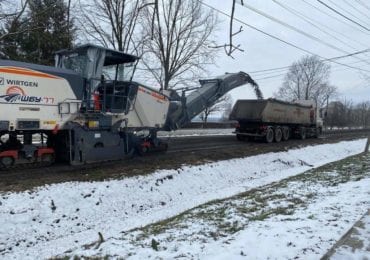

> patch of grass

[{"left": 307, "top": 214, "right": 315, "bottom": 219}]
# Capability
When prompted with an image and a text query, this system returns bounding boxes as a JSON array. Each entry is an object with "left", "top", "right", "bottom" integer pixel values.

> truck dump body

[{"left": 230, "top": 99, "right": 315, "bottom": 125}]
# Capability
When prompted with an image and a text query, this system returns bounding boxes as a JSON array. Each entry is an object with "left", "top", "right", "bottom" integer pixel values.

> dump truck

[{"left": 229, "top": 98, "right": 323, "bottom": 143}]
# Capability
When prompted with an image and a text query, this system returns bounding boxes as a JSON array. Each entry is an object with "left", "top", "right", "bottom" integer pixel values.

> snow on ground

[
  {"left": 330, "top": 211, "right": 370, "bottom": 260},
  {"left": 158, "top": 128, "right": 234, "bottom": 137},
  {"left": 0, "top": 139, "right": 367, "bottom": 259},
  {"left": 90, "top": 167, "right": 370, "bottom": 259}
]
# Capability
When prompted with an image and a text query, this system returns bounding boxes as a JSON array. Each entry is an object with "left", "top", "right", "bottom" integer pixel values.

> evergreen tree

[
  {"left": 21, "top": 0, "right": 75, "bottom": 65},
  {"left": 0, "top": 0, "right": 75, "bottom": 65}
]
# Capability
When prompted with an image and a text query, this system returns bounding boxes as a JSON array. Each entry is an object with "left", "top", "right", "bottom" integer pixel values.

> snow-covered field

[{"left": 0, "top": 139, "right": 368, "bottom": 259}]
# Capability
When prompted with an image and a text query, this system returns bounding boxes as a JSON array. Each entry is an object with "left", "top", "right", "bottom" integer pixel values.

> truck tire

[
  {"left": 282, "top": 127, "right": 290, "bottom": 141},
  {"left": 265, "top": 128, "right": 274, "bottom": 143},
  {"left": 0, "top": 156, "right": 15, "bottom": 168},
  {"left": 274, "top": 127, "right": 282, "bottom": 142},
  {"left": 299, "top": 127, "right": 306, "bottom": 140}
]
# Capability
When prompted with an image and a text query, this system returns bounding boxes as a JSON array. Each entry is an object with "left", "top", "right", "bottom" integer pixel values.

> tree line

[
  {"left": 325, "top": 100, "right": 370, "bottom": 129},
  {"left": 0, "top": 0, "right": 368, "bottom": 126}
]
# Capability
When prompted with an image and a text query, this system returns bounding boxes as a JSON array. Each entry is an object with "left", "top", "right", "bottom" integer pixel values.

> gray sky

[{"left": 203, "top": 0, "right": 370, "bottom": 104}]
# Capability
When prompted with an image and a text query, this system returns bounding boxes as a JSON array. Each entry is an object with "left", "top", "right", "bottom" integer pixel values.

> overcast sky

[{"left": 202, "top": 0, "right": 370, "bottom": 104}]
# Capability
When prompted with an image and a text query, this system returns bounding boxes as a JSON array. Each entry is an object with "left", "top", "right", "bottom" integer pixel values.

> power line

[
  {"left": 236, "top": 0, "right": 370, "bottom": 67},
  {"left": 301, "top": 0, "right": 369, "bottom": 35},
  {"left": 200, "top": 2, "right": 320, "bottom": 56},
  {"left": 249, "top": 49, "right": 370, "bottom": 74},
  {"left": 326, "top": 0, "right": 370, "bottom": 28},
  {"left": 254, "top": 73, "right": 286, "bottom": 81},
  {"left": 341, "top": 0, "right": 370, "bottom": 21},
  {"left": 317, "top": 0, "right": 370, "bottom": 31},
  {"left": 199, "top": 1, "right": 370, "bottom": 73},
  {"left": 253, "top": 59, "right": 370, "bottom": 81},
  {"left": 272, "top": 0, "right": 370, "bottom": 51},
  {"left": 235, "top": 0, "right": 356, "bottom": 56},
  {"left": 272, "top": 0, "right": 370, "bottom": 64},
  {"left": 254, "top": 59, "right": 370, "bottom": 82}
]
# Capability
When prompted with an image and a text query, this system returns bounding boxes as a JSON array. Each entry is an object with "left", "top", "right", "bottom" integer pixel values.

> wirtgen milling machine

[{"left": 0, "top": 44, "right": 257, "bottom": 167}]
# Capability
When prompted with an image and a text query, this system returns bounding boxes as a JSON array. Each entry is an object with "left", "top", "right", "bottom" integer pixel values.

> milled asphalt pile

[{"left": 322, "top": 210, "right": 370, "bottom": 259}]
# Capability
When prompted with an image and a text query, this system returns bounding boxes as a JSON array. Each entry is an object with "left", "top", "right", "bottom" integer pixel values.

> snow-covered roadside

[
  {"left": 118, "top": 172, "right": 369, "bottom": 260},
  {"left": 0, "top": 139, "right": 367, "bottom": 259}
]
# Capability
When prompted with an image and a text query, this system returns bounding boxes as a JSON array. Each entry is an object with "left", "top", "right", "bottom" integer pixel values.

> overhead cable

[
  {"left": 300, "top": 0, "right": 369, "bottom": 35},
  {"left": 234, "top": 0, "right": 355, "bottom": 55},
  {"left": 199, "top": 1, "right": 370, "bottom": 73},
  {"left": 273, "top": 0, "right": 370, "bottom": 51},
  {"left": 316, "top": 0, "right": 370, "bottom": 31}
]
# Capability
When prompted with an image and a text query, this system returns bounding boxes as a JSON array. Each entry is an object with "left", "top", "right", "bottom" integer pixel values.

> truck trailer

[{"left": 229, "top": 98, "right": 323, "bottom": 143}]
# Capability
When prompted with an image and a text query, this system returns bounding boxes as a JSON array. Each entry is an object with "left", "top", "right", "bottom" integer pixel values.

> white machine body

[{"left": 0, "top": 66, "right": 78, "bottom": 131}]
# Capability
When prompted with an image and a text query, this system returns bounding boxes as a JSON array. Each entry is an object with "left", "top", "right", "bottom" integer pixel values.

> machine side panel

[
  {"left": 0, "top": 66, "right": 79, "bottom": 131},
  {"left": 0, "top": 60, "right": 84, "bottom": 99},
  {"left": 126, "top": 86, "right": 170, "bottom": 128}
]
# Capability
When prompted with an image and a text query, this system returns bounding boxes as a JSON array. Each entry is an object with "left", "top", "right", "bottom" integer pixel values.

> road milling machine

[{"left": 0, "top": 44, "right": 258, "bottom": 167}]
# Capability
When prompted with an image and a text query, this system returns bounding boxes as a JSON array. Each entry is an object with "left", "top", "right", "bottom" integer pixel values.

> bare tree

[
  {"left": 77, "top": 0, "right": 146, "bottom": 54},
  {"left": 141, "top": 0, "right": 218, "bottom": 90},
  {"left": 275, "top": 55, "right": 336, "bottom": 106},
  {"left": 199, "top": 94, "right": 233, "bottom": 125},
  {"left": 0, "top": 0, "right": 29, "bottom": 41},
  {"left": 316, "top": 83, "right": 338, "bottom": 108},
  {"left": 0, "top": 0, "right": 24, "bottom": 21},
  {"left": 357, "top": 101, "right": 370, "bottom": 128}
]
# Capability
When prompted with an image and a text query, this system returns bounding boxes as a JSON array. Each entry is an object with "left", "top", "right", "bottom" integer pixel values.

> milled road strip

[{"left": 0, "top": 139, "right": 367, "bottom": 259}]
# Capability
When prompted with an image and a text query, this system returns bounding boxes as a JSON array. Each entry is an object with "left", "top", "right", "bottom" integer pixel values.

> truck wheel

[
  {"left": 265, "top": 128, "right": 274, "bottom": 143},
  {"left": 282, "top": 127, "right": 290, "bottom": 141},
  {"left": 299, "top": 127, "right": 306, "bottom": 140},
  {"left": 0, "top": 156, "right": 15, "bottom": 168},
  {"left": 275, "top": 128, "right": 282, "bottom": 143}
]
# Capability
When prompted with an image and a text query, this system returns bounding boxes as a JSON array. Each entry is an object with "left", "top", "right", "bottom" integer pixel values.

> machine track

[{"left": 0, "top": 129, "right": 369, "bottom": 192}]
